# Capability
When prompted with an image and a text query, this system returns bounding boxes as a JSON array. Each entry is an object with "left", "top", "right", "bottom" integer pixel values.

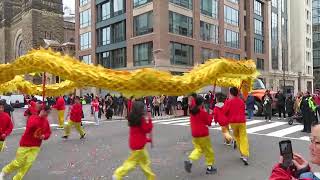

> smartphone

[{"left": 279, "top": 140, "right": 293, "bottom": 168}]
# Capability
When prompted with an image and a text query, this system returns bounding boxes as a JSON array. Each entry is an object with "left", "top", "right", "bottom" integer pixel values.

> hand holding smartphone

[{"left": 279, "top": 140, "right": 294, "bottom": 169}]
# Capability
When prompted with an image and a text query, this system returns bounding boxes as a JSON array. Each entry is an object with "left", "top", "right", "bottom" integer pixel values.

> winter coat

[
  {"left": 246, "top": 95, "right": 255, "bottom": 110},
  {"left": 262, "top": 94, "right": 273, "bottom": 115},
  {"left": 269, "top": 163, "right": 320, "bottom": 180},
  {"left": 285, "top": 98, "right": 294, "bottom": 115}
]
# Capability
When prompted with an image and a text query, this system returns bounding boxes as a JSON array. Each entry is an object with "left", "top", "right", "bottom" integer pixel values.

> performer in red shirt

[
  {"left": 52, "top": 96, "right": 66, "bottom": 128},
  {"left": 91, "top": 97, "right": 100, "bottom": 125},
  {"left": 0, "top": 101, "right": 13, "bottom": 152},
  {"left": 184, "top": 96, "right": 217, "bottom": 175},
  {"left": 223, "top": 87, "right": 249, "bottom": 165},
  {"left": 0, "top": 106, "right": 51, "bottom": 180},
  {"left": 62, "top": 96, "right": 86, "bottom": 139},
  {"left": 113, "top": 101, "right": 155, "bottom": 180}
]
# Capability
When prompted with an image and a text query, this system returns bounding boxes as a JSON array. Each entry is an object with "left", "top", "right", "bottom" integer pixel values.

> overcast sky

[{"left": 63, "top": 0, "right": 75, "bottom": 13}]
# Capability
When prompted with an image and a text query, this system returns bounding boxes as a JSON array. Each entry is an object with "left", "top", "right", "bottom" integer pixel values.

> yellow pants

[
  {"left": 64, "top": 120, "right": 86, "bottom": 136},
  {"left": 2, "top": 147, "right": 40, "bottom": 180},
  {"left": 230, "top": 123, "right": 250, "bottom": 157},
  {"left": 58, "top": 110, "right": 65, "bottom": 128},
  {"left": 113, "top": 149, "right": 155, "bottom": 180},
  {"left": 188, "top": 136, "right": 215, "bottom": 166},
  {"left": 0, "top": 141, "right": 5, "bottom": 152},
  {"left": 221, "top": 126, "right": 233, "bottom": 143}
]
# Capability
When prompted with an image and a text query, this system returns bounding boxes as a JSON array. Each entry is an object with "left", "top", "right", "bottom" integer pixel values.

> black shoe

[
  {"left": 241, "top": 157, "right": 249, "bottom": 166},
  {"left": 206, "top": 166, "right": 217, "bottom": 174},
  {"left": 62, "top": 135, "right": 68, "bottom": 139},
  {"left": 301, "top": 130, "right": 306, "bottom": 132},
  {"left": 80, "top": 133, "right": 86, "bottom": 139},
  {"left": 184, "top": 160, "right": 192, "bottom": 173}
]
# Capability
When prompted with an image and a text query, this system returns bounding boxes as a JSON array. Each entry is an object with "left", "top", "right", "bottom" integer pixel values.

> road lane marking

[
  {"left": 246, "top": 122, "right": 287, "bottom": 133},
  {"left": 266, "top": 125, "right": 303, "bottom": 137}
]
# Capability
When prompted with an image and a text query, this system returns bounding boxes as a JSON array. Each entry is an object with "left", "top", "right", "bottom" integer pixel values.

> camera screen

[{"left": 280, "top": 142, "right": 292, "bottom": 155}]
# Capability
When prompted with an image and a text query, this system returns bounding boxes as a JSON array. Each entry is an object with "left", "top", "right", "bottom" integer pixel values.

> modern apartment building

[
  {"left": 289, "top": 0, "right": 314, "bottom": 93},
  {"left": 75, "top": 0, "right": 270, "bottom": 76},
  {"left": 313, "top": 0, "right": 320, "bottom": 90}
]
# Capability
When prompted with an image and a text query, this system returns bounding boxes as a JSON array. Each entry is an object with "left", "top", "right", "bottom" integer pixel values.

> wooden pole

[{"left": 42, "top": 72, "right": 46, "bottom": 107}]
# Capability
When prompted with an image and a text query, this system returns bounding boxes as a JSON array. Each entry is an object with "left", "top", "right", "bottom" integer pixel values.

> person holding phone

[{"left": 269, "top": 124, "right": 320, "bottom": 180}]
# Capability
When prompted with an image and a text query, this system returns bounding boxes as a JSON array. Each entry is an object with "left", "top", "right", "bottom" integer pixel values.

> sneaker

[
  {"left": 241, "top": 157, "right": 249, "bottom": 166},
  {"left": 112, "top": 175, "right": 117, "bottom": 180},
  {"left": 278, "top": 118, "right": 281, "bottom": 120},
  {"left": 62, "top": 135, "right": 68, "bottom": 139},
  {"left": 57, "top": 127, "right": 64, "bottom": 130},
  {"left": 184, "top": 160, "right": 192, "bottom": 173},
  {"left": 80, "top": 133, "right": 86, "bottom": 139},
  {"left": 206, "top": 166, "right": 217, "bottom": 174},
  {"left": 0, "top": 172, "right": 6, "bottom": 180}
]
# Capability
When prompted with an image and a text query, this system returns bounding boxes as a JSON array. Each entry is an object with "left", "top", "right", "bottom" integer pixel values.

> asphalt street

[{"left": 0, "top": 114, "right": 315, "bottom": 180}]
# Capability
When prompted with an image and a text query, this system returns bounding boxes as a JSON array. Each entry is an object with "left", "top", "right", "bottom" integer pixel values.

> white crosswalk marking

[
  {"left": 266, "top": 125, "right": 303, "bottom": 137},
  {"left": 246, "top": 122, "right": 287, "bottom": 133},
  {"left": 159, "top": 119, "right": 189, "bottom": 124},
  {"left": 151, "top": 117, "right": 309, "bottom": 141}
]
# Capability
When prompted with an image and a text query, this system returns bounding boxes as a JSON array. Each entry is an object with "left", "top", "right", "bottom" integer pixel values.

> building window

[
  {"left": 200, "top": 0, "right": 218, "bottom": 18},
  {"left": 169, "top": 0, "right": 193, "bottom": 10},
  {"left": 134, "top": 0, "right": 152, "bottom": 8},
  {"left": 307, "top": 51, "right": 311, "bottom": 62},
  {"left": 80, "top": 9, "right": 91, "bottom": 28},
  {"left": 224, "top": 29, "right": 239, "bottom": 49},
  {"left": 201, "top": 48, "right": 218, "bottom": 63},
  {"left": 98, "top": 21, "right": 125, "bottom": 46},
  {"left": 306, "top": 38, "right": 311, "bottom": 48},
  {"left": 254, "top": 19, "right": 263, "bottom": 35},
  {"left": 200, "top": 21, "right": 218, "bottom": 44},
  {"left": 254, "top": 38, "right": 263, "bottom": 54},
  {"left": 80, "top": 32, "right": 91, "bottom": 50},
  {"left": 224, "top": 6, "right": 239, "bottom": 26},
  {"left": 272, "top": 0, "right": 277, "bottom": 8},
  {"left": 99, "top": 0, "right": 125, "bottom": 21},
  {"left": 80, "top": 0, "right": 88, "bottom": 6},
  {"left": 257, "top": 58, "right": 264, "bottom": 70},
  {"left": 134, "top": 42, "right": 153, "bottom": 66},
  {"left": 228, "top": 0, "right": 239, "bottom": 4},
  {"left": 99, "top": 48, "right": 126, "bottom": 68},
  {"left": 80, "top": 55, "right": 92, "bottom": 64},
  {"left": 101, "top": 27, "right": 110, "bottom": 46},
  {"left": 307, "top": 24, "right": 311, "bottom": 34},
  {"left": 271, "top": 12, "right": 278, "bottom": 70},
  {"left": 224, "top": 52, "right": 240, "bottom": 60},
  {"left": 254, "top": 0, "right": 262, "bottom": 16},
  {"left": 307, "top": 66, "right": 312, "bottom": 74},
  {"left": 101, "top": 1, "right": 111, "bottom": 20},
  {"left": 169, "top": 11, "right": 193, "bottom": 37},
  {"left": 170, "top": 42, "right": 194, "bottom": 66},
  {"left": 133, "top": 11, "right": 153, "bottom": 36}
]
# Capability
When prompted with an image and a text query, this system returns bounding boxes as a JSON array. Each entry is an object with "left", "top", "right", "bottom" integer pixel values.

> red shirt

[
  {"left": 223, "top": 97, "right": 246, "bottom": 124},
  {"left": 20, "top": 115, "right": 51, "bottom": 147},
  {"left": 91, "top": 100, "right": 99, "bottom": 112},
  {"left": 190, "top": 108, "right": 213, "bottom": 138},
  {"left": 0, "top": 112, "right": 13, "bottom": 141},
  {"left": 129, "top": 117, "right": 153, "bottom": 150},
  {"left": 53, "top": 97, "right": 65, "bottom": 110},
  {"left": 314, "top": 95, "right": 320, "bottom": 106},
  {"left": 213, "top": 103, "right": 228, "bottom": 126},
  {"left": 70, "top": 103, "right": 83, "bottom": 122}
]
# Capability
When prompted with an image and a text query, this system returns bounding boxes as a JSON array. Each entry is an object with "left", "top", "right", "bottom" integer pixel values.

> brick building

[{"left": 76, "top": 0, "right": 269, "bottom": 72}]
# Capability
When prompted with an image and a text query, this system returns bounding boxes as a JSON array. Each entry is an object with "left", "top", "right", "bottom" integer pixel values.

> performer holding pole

[
  {"left": 184, "top": 96, "right": 217, "bottom": 175},
  {"left": 52, "top": 96, "right": 66, "bottom": 129},
  {"left": 62, "top": 96, "right": 86, "bottom": 139},
  {"left": 0, "top": 101, "right": 13, "bottom": 152},
  {"left": 223, "top": 87, "right": 249, "bottom": 165},
  {"left": 112, "top": 101, "right": 155, "bottom": 180},
  {"left": 0, "top": 106, "right": 52, "bottom": 180}
]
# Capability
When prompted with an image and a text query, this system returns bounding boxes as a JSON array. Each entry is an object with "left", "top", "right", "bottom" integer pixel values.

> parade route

[{"left": 0, "top": 116, "right": 312, "bottom": 180}]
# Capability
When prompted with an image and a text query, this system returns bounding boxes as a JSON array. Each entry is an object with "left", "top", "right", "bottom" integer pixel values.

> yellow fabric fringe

[{"left": 0, "top": 48, "right": 259, "bottom": 97}]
